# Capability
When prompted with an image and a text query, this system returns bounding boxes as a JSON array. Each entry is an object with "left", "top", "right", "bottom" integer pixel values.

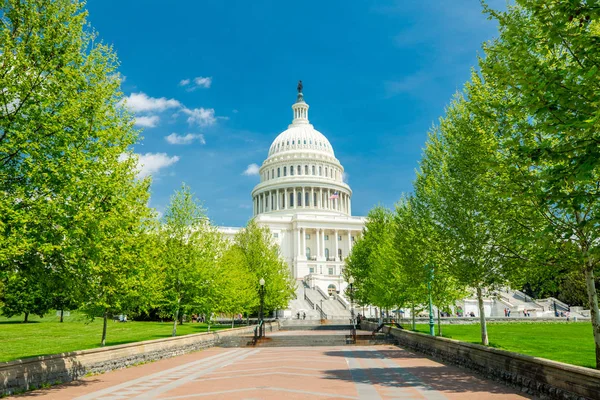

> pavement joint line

[
  {"left": 161, "top": 386, "right": 360, "bottom": 399},
  {"left": 192, "top": 371, "right": 322, "bottom": 382},
  {"left": 73, "top": 349, "right": 240, "bottom": 400},
  {"left": 344, "top": 348, "right": 383, "bottom": 400},
  {"left": 371, "top": 348, "right": 448, "bottom": 400},
  {"left": 130, "top": 349, "right": 260, "bottom": 399},
  {"left": 206, "top": 365, "right": 327, "bottom": 375}
]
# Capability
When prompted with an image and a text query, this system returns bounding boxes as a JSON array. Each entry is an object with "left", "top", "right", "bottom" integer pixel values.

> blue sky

[{"left": 87, "top": 0, "right": 503, "bottom": 227}]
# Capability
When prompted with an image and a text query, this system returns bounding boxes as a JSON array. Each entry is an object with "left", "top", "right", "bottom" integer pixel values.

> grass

[
  {"left": 406, "top": 322, "right": 596, "bottom": 368},
  {"left": 0, "top": 311, "right": 232, "bottom": 363}
]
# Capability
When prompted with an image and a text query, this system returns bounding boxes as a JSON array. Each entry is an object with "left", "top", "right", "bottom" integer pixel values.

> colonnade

[
  {"left": 294, "top": 227, "right": 357, "bottom": 262},
  {"left": 253, "top": 187, "right": 351, "bottom": 216}
]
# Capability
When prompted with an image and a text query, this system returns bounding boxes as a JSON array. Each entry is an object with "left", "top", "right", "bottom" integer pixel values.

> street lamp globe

[
  {"left": 259, "top": 278, "right": 265, "bottom": 286},
  {"left": 348, "top": 276, "right": 354, "bottom": 284}
]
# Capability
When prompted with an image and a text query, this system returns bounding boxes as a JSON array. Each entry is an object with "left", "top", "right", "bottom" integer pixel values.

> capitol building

[{"left": 220, "top": 83, "right": 365, "bottom": 319}]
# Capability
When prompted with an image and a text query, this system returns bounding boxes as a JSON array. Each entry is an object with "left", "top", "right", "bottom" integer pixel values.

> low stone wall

[
  {"left": 0, "top": 321, "right": 279, "bottom": 396},
  {"left": 362, "top": 321, "right": 600, "bottom": 400},
  {"left": 394, "top": 317, "right": 590, "bottom": 325}
]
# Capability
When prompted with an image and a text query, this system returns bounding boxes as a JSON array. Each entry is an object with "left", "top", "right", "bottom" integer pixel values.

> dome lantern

[{"left": 291, "top": 80, "right": 309, "bottom": 125}]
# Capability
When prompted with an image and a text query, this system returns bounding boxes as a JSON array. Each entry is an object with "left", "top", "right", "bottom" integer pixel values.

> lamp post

[
  {"left": 259, "top": 278, "right": 265, "bottom": 337},
  {"left": 426, "top": 264, "right": 435, "bottom": 336},
  {"left": 319, "top": 299, "right": 324, "bottom": 320},
  {"left": 348, "top": 276, "right": 355, "bottom": 337}
]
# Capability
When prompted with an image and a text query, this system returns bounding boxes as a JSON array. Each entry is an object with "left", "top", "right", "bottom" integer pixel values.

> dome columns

[{"left": 252, "top": 186, "right": 352, "bottom": 217}]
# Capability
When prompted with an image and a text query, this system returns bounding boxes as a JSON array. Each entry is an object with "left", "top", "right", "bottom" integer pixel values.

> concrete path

[{"left": 14, "top": 345, "right": 531, "bottom": 399}]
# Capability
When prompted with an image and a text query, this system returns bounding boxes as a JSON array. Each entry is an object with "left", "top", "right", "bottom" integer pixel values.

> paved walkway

[{"left": 15, "top": 345, "right": 531, "bottom": 399}]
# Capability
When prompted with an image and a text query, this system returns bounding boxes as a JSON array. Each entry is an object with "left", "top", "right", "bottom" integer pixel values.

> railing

[
  {"left": 333, "top": 293, "right": 348, "bottom": 309},
  {"left": 304, "top": 293, "right": 315, "bottom": 309},
  {"left": 252, "top": 320, "right": 264, "bottom": 345},
  {"left": 308, "top": 256, "right": 317, "bottom": 261},
  {"left": 316, "top": 304, "right": 328, "bottom": 319},
  {"left": 326, "top": 257, "right": 336, "bottom": 261},
  {"left": 316, "top": 286, "right": 329, "bottom": 299}
]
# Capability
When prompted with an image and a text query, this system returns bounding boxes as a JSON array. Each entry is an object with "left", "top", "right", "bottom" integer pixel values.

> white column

[
  {"left": 284, "top": 188, "right": 287, "bottom": 209},
  {"left": 311, "top": 187, "right": 314, "bottom": 208},
  {"left": 348, "top": 230, "right": 352, "bottom": 252},
  {"left": 276, "top": 190, "right": 280, "bottom": 210},
  {"left": 334, "top": 230, "right": 339, "bottom": 261},
  {"left": 293, "top": 188, "right": 296, "bottom": 209},
  {"left": 348, "top": 196, "right": 352, "bottom": 215},
  {"left": 301, "top": 228, "right": 306, "bottom": 258},
  {"left": 321, "top": 229, "right": 326, "bottom": 259},
  {"left": 316, "top": 229, "right": 321, "bottom": 260},
  {"left": 297, "top": 228, "right": 301, "bottom": 259},
  {"left": 302, "top": 187, "right": 305, "bottom": 208}
]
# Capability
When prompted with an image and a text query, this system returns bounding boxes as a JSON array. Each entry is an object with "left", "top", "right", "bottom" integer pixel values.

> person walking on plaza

[{"left": 302, "top": 312, "right": 306, "bottom": 320}]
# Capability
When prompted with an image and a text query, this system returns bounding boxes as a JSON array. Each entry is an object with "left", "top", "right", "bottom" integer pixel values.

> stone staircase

[{"left": 296, "top": 281, "right": 351, "bottom": 320}]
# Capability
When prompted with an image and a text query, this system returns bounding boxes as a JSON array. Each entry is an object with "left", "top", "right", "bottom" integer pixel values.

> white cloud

[
  {"left": 134, "top": 115, "right": 160, "bottom": 128},
  {"left": 342, "top": 172, "right": 349, "bottom": 183},
  {"left": 136, "top": 153, "right": 180, "bottom": 178},
  {"left": 193, "top": 76, "right": 212, "bottom": 88},
  {"left": 123, "top": 92, "right": 182, "bottom": 113},
  {"left": 179, "top": 76, "right": 212, "bottom": 91},
  {"left": 242, "top": 163, "right": 260, "bottom": 176},
  {"left": 182, "top": 107, "right": 216, "bottom": 126},
  {"left": 165, "top": 133, "right": 206, "bottom": 145}
]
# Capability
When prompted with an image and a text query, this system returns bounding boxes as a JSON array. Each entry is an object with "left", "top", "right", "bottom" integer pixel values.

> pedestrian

[
  {"left": 302, "top": 312, "right": 306, "bottom": 320},
  {"left": 297, "top": 312, "right": 300, "bottom": 319},
  {"left": 504, "top": 308, "right": 507, "bottom": 317},
  {"left": 508, "top": 309, "right": 511, "bottom": 317}
]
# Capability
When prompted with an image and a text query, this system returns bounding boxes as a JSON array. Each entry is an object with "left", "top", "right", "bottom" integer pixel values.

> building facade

[{"left": 220, "top": 86, "right": 365, "bottom": 306}]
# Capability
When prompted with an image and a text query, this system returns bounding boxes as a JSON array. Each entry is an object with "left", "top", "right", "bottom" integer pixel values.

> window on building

[
  {"left": 290, "top": 166, "right": 294, "bottom": 175},
  {"left": 313, "top": 192, "right": 317, "bottom": 206},
  {"left": 305, "top": 192, "right": 310, "bottom": 206},
  {"left": 324, "top": 235, "right": 329, "bottom": 240},
  {"left": 319, "top": 166, "right": 322, "bottom": 176},
  {"left": 304, "top": 139, "right": 306, "bottom": 144},
  {"left": 273, "top": 233, "right": 279, "bottom": 238},
  {"left": 306, "top": 247, "right": 311, "bottom": 258},
  {"left": 271, "top": 169, "right": 274, "bottom": 179},
  {"left": 351, "top": 236, "right": 355, "bottom": 242},
  {"left": 325, "top": 167, "right": 328, "bottom": 177},
  {"left": 289, "top": 192, "right": 294, "bottom": 207},
  {"left": 312, "top": 165, "right": 315, "bottom": 175},
  {"left": 338, "top": 235, "right": 342, "bottom": 241},
  {"left": 309, "top": 267, "right": 315, "bottom": 273},
  {"left": 338, "top": 248, "right": 342, "bottom": 260},
  {"left": 328, "top": 267, "right": 334, "bottom": 275},
  {"left": 305, "top": 233, "right": 310, "bottom": 239},
  {"left": 305, "top": 165, "right": 309, "bottom": 175},
  {"left": 298, "top": 165, "right": 301, "bottom": 175},
  {"left": 297, "top": 191, "right": 302, "bottom": 206},
  {"left": 328, "top": 284, "right": 336, "bottom": 295},
  {"left": 277, "top": 168, "right": 280, "bottom": 177},
  {"left": 324, "top": 248, "right": 329, "bottom": 258},
  {"left": 283, "top": 166, "right": 287, "bottom": 176}
]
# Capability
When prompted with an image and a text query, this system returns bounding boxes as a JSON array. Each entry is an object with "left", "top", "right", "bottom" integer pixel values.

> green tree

[
  {"left": 158, "top": 184, "right": 224, "bottom": 337},
  {"left": 231, "top": 220, "right": 295, "bottom": 315},
  {"left": 481, "top": 0, "right": 600, "bottom": 366}
]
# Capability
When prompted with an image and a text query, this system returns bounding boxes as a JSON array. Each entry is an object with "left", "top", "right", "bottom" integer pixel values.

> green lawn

[
  {"left": 407, "top": 322, "right": 595, "bottom": 368},
  {"left": 0, "top": 311, "right": 232, "bottom": 363}
]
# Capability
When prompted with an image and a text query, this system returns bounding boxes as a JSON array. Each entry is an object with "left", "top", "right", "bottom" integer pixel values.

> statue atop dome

[
  {"left": 296, "top": 80, "right": 304, "bottom": 103},
  {"left": 297, "top": 80, "right": 303, "bottom": 93}
]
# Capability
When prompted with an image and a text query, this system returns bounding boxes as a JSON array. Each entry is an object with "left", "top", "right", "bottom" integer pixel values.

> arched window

[
  {"left": 297, "top": 191, "right": 302, "bottom": 206},
  {"left": 324, "top": 248, "right": 329, "bottom": 259},
  {"left": 289, "top": 192, "right": 294, "bottom": 207},
  {"left": 313, "top": 192, "right": 317, "bottom": 206},
  {"left": 328, "top": 284, "right": 336, "bottom": 295},
  {"left": 312, "top": 165, "right": 315, "bottom": 175},
  {"left": 306, "top": 247, "right": 311, "bottom": 259},
  {"left": 283, "top": 166, "right": 287, "bottom": 176},
  {"left": 305, "top": 192, "right": 310, "bottom": 206},
  {"left": 319, "top": 166, "right": 322, "bottom": 176},
  {"left": 290, "top": 166, "right": 294, "bottom": 176},
  {"left": 297, "top": 165, "right": 301, "bottom": 175},
  {"left": 271, "top": 169, "right": 274, "bottom": 179},
  {"left": 325, "top": 167, "right": 328, "bottom": 177},
  {"left": 305, "top": 165, "right": 309, "bottom": 175},
  {"left": 338, "top": 248, "right": 342, "bottom": 260},
  {"left": 277, "top": 167, "right": 280, "bottom": 177}
]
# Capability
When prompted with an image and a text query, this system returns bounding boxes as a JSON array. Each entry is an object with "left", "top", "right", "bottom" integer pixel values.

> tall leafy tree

[
  {"left": 481, "top": 0, "right": 600, "bottom": 366},
  {"left": 158, "top": 184, "right": 224, "bottom": 337}
]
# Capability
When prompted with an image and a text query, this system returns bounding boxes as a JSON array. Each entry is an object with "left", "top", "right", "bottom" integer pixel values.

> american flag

[{"left": 329, "top": 191, "right": 339, "bottom": 199}]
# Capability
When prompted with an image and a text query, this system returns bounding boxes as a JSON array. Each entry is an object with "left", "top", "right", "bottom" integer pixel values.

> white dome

[{"left": 268, "top": 125, "right": 335, "bottom": 157}]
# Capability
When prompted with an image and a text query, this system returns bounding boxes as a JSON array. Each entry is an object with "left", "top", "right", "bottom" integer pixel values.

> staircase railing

[
  {"left": 252, "top": 320, "right": 264, "bottom": 345},
  {"left": 316, "top": 304, "right": 328, "bottom": 319},
  {"left": 333, "top": 293, "right": 348, "bottom": 309},
  {"left": 315, "top": 286, "right": 329, "bottom": 300},
  {"left": 304, "top": 293, "right": 315, "bottom": 309}
]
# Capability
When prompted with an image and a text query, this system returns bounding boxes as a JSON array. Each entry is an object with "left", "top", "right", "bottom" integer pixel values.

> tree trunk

[
  {"left": 437, "top": 308, "right": 442, "bottom": 336},
  {"left": 584, "top": 267, "right": 600, "bottom": 368},
  {"left": 101, "top": 311, "right": 108, "bottom": 346},
  {"left": 60, "top": 309, "right": 64, "bottom": 323},
  {"left": 246, "top": 312, "right": 249, "bottom": 326},
  {"left": 411, "top": 304, "right": 416, "bottom": 331},
  {"left": 207, "top": 321, "right": 211, "bottom": 332},
  {"left": 231, "top": 314, "right": 234, "bottom": 328},
  {"left": 23, "top": 312, "right": 29, "bottom": 323},
  {"left": 172, "top": 307, "right": 179, "bottom": 337},
  {"left": 477, "top": 287, "right": 489, "bottom": 345}
]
